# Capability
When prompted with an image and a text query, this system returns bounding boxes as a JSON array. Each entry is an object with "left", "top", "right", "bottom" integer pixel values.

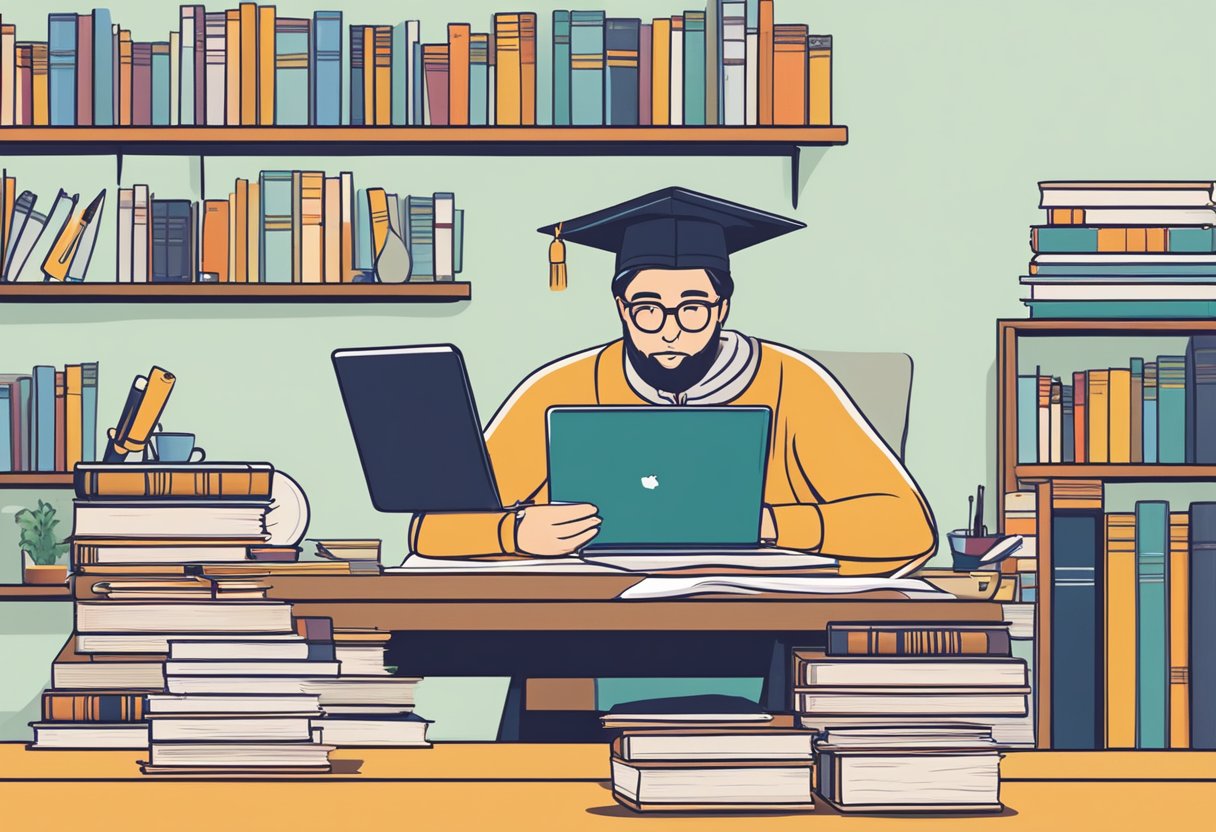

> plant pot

[{"left": 22, "top": 553, "right": 68, "bottom": 585}]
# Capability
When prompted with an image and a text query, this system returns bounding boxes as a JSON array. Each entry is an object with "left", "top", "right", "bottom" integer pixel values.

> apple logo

[{"left": 641, "top": 475, "right": 660, "bottom": 490}]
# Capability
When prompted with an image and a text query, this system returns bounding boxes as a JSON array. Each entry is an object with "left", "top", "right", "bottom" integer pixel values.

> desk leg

[
  {"left": 497, "top": 676, "right": 526, "bottom": 742},
  {"left": 760, "top": 637, "right": 790, "bottom": 712}
]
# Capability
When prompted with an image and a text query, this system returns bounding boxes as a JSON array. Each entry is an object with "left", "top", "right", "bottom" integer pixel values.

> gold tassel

[{"left": 549, "top": 223, "right": 567, "bottom": 292}]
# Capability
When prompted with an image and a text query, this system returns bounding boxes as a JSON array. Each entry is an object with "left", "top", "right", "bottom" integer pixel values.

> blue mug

[{"left": 149, "top": 432, "right": 206, "bottom": 463}]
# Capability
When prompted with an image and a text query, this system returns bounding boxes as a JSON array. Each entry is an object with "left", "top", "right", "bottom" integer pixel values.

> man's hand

[{"left": 516, "top": 503, "right": 602, "bottom": 557}]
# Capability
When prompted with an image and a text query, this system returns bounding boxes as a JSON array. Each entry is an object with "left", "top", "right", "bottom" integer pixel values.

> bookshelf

[
  {"left": 0, "top": 283, "right": 472, "bottom": 303},
  {"left": 0, "top": 126, "right": 849, "bottom": 208},
  {"left": 0, "top": 585, "right": 71, "bottom": 602},
  {"left": 997, "top": 318, "right": 1216, "bottom": 750},
  {"left": 0, "top": 473, "right": 74, "bottom": 489}
]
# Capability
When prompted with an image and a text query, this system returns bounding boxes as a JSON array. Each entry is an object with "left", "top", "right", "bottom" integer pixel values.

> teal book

[
  {"left": 1157, "top": 354, "right": 1187, "bottom": 463},
  {"left": 469, "top": 33, "right": 489, "bottom": 126},
  {"left": 48, "top": 13, "right": 78, "bottom": 125},
  {"left": 1026, "top": 300, "right": 1216, "bottom": 319},
  {"left": 683, "top": 10, "right": 707, "bottom": 125},
  {"left": 350, "top": 27, "right": 364, "bottom": 125},
  {"left": 1050, "top": 510, "right": 1104, "bottom": 749},
  {"left": 1144, "top": 361, "right": 1158, "bottom": 463},
  {"left": 275, "top": 18, "right": 310, "bottom": 125},
  {"left": 81, "top": 362, "right": 97, "bottom": 462},
  {"left": 151, "top": 43, "right": 170, "bottom": 125},
  {"left": 1033, "top": 226, "right": 1216, "bottom": 254},
  {"left": 1017, "top": 373, "right": 1038, "bottom": 463},
  {"left": 411, "top": 38, "right": 423, "bottom": 125},
  {"left": 1032, "top": 261, "right": 1216, "bottom": 277},
  {"left": 16, "top": 378, "right": 31, "bottom": 469},
  {"left": 406, "top": 195, "right": 434, "bottom": 281},
  {"left": 1135, "top": 500, "right": 1169, "bottom": 749},
  {"left": 32, "top": 366, "right": 55, "bottom": 472},
  {"left": 355, "top": 188, "right": 372, "bottom": 272},
  {"left": 605, "top": 18, "right": 641, "bottom": 125},
  {"left": 552, "top": 10, "right": 572, "bottom": 125},
  {"left": 259, "top": 171, "right": 294, "bottom": 284},
  {"left": 313, "top": 12, "right": 343, "bottom": 126},
  {"left": 453, "top": 208, "right": 464, "bottom": 273},
  {"left": 570, "top": 11, "right": 605, "bottom": 125},
  {"left": 94, "top": 8, "right": 114, "bottom": 126},
  {"left": 391, "top": 22, "right": 407, "bottom": 126}
]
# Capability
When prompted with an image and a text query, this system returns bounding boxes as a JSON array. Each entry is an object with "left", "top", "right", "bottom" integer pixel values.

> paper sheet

[
  {"left": 617, "top": 575, "right": 952, "bottom": 600},
  {"left": 390, "top": 551, "right": 838, "bottom": 574}
]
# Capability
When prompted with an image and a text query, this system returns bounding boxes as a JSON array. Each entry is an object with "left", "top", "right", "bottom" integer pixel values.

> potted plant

[{"left": 16, "top": 500, "right": 69, "bottom": 585}]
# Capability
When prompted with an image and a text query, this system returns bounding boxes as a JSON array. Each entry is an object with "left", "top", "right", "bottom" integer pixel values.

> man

[{"left": 411, "top": 187, "right": 936, "bottom": 577}]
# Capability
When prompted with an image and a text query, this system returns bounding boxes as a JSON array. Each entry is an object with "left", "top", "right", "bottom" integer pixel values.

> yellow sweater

[{"left": 410, "top": 340, "right": 937, "bottom": 576}]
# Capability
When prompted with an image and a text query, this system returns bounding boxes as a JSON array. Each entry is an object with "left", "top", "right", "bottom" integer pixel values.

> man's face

[{"left": 615, "top": 268, "right": 730, "bottom": 368}]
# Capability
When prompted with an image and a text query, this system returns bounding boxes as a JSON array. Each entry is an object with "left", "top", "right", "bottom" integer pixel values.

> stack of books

[
  {"left": 603, "top": 695, "right": 814, "bottom": 813},
  {"left": 814, "top": 725, "right": 1002, "bottom": 814},
  {"left": 1003, "top": 490, "right": 1038, "bottom": 602},
  {"left": 0, "top": 361, "right": 99, "bottom": 473},
  {"left": 0, "top": 173, "right": 106, "bottom": 282},
  {"left": 1016, "top": 337, "right": 1216, "bottom": 463},
  {"left": 794, "top": 623, "right": 1034, "bottom": 748},
  {"left": 1022, "top": 180, "right": 1216, "bottom": 319},
  {"left": 0, "top": 4, "right": 832, "bottom": 128},
  {"left": 112, "top": 176, "right": 463, "bottom": 285}
]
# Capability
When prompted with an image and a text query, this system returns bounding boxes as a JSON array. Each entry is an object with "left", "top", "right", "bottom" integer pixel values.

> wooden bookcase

[{"left": 996, "top": 318, "right": 1216, "bottom": 749}]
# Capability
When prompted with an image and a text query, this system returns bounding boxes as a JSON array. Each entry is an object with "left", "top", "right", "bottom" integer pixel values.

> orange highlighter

[{"left": 42, "top": 190, "right": 104, "bottom": 282}]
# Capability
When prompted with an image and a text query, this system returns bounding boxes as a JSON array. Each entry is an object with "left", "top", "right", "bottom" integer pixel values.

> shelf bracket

[
  {"left": 115, "top": 151, "right": 123, "bottom": 186},
  {"left": 790, "top": 146, "right": 801, "bottom": 209},
  {"left": 198, "top": 154, "right": 206, "bottom": 201}
]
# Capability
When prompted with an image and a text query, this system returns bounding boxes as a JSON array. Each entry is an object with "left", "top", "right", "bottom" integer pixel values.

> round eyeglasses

[{"left": 622, "top": 299, "right": 723, "bottom": 334}]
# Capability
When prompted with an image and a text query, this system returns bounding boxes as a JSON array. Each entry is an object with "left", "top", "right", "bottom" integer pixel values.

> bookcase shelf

[
  {"left": 0, "top": 282, "right": 471, "bottom": 303},
  {"left": 0, "top": 584, "right": 71, "bottom": 602},
  {"left": 0, "top": 473, "right": 74, "bottom": 489},
  {"left": 1015, "top": 464, "right": 1216, "bottom": 482}
]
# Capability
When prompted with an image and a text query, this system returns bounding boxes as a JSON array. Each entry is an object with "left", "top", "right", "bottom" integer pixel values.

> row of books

[
  {"left": 0, "top": 171, "right": 107, "bottom": 282},
  {"left": 0, "top": 362, "right": 98, "bottom": 473},
  {"left": 1016, "top": 338, "right": 1216, "bottom": 464},
  {"left": 0, "top": 3, "right": 832, "bottom": 128},
  {"left": 1023, "top": 180, "right": 1216, "bottom": 319},
  {"left": 1050, "top": 500, "right": 1216, "bottom": 750}
]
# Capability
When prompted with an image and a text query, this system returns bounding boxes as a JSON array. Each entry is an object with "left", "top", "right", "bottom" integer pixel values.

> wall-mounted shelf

[
  {"left": 1015, "top": 464, "right": 1216, "bottom": 482},
  {"left": 0, "top": 584, "right": 71, "bottom": 602},
  {"left": 0, "top": 473, "right": 74, "bottom": 489},
  {"left": 0, "top": 282, "right": 471, "bottom": 303},
  {"left": 0, "top": 125, "right": 849, "bottom": 208}
]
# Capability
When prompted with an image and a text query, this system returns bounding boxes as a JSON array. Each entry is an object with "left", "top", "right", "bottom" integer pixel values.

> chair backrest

[{"left": 801, "top": 348, "right": 915, "bottom": 461}]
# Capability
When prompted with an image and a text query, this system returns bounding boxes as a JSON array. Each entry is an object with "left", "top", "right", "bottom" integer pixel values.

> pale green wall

[{"left": 2, "top": 0, "right": 1213, "bottom": 740}]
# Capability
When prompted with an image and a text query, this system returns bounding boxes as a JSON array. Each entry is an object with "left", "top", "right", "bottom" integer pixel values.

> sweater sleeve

[
  {"left": 408, "top": 360, "right": 575, "bottom": 557},
  {"left": 771, "top": 354, "right": 937, "bottom": 576}
]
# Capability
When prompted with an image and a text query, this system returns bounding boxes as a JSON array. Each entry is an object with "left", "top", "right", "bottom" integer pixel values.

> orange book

[
  {"left": 362, "top": 26, "right": 375, "bottom": 125},
  {"left": 1105, "top": 513, "right": 1137, "bottom": 749},
  {"left": 494, "top": 13, "right": 522, "bottom": 125},
  {"left": 31, "top": 42, "right": 49, "bottom": 125},
  {"left": 201, "top": 199, "right": 230, "bottom": 283},
  {"left": 520, "top": 13, "right": 537, "bottom": 125},
  {"left": 807, "top": 35, "right": 832, "bottom": 126},
  {"left": 227, "top": 191, "right": 237, "bottom": 285},
  {"left": 772, "top": 24, "right": 807, "bottom": 125},
  {"left": 65, "top": 364, "right": 83, "bottom": 472},
  {"left": 373, "top": 26, "right": 392, "bottom": 126},
  {"left": 448, "top": 23, "right": 471, "bottom": 126},
  {"left": 650, "top": 18, "right": 670, "bottom": 125},
  {"left": 322, "top": 176, "right": 341, "bottom": 283},
  {"left": 1049, "top": 208, "right": 1086, "bottom": 225},
  {"left": 1107, "top": 368, "right": 1131, "bottom": 463},
  {"left": 257, "top": 5, "right": 275, "bottom": 125},
  {"left": 366, "top": 187, "right": 389, "bottom": 261},
  {"left": 118, "top": 30, "right": 132, "bottom": 126},
  {"left": 1087, "top": 369, "right": 1110, "bottom": 463},
  {"left": 339, "top": 171, "right": 354, "bottom": 281},
  {"left": 758, "top": 0, "right": 774, "bottom": 125},
  {"left": 246, "top": 181, "right": 260, "bottom": 283},
  {"left": 239, "top": 3, "right": 257, "bottom": 125},
  {"left": 290, "top": 170, "right": 303, "bottom": 281},
  {"left": 300, "top": 171, "right": 324, "bottom": 283},
  {"left": 225, "top": 9, "right": 240, "bottom": 125},
  {"left": 1169, "top": 512, "right": 1190, "bottom": 748},
  {"left": 2, "top": 174, "right": 15, "bottom": 261},
  {"left": 1073, "top": 370, "right": 1088, "bottom": 463},
  {"left": 233, "top": 178, "right": 249, "bottom": 283}
]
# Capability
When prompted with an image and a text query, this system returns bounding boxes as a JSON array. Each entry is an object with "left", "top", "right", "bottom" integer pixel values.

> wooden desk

[
  {"left": 74, "top": 573, "right": 1006, "bottom": 740},
  {"left": 2, "top": 744, "right": 1214, "bottom": 829}
]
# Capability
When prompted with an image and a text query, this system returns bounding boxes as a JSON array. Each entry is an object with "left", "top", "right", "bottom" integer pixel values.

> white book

[
  {"left": 612, "top": 760, "right": 814, "bottom": 808},
  {"left": 340, "top": 171, "right": 354, "bottom": 277},
  {"left": 73, "top": 501, "right": 269, "bottom": 538},
  {"left": 81, "top": 631, "right": 302, "bottom": 654},
  {"left": 801, "top": 713, "right": 1035, "bottom": 748},
  {"left": 169, "top": 31, "right": 180, "bottom": 126},
  {"left": 204, "top": 13, "right": 226, "bottom": 126},
  {"left": 744, "top": 31, "right": 758, "bottom": 125},
  {"left": 166, "top": 659, "right": 341, "bottom": 677},
  {"left": 323, "top": 176, "right": 341, "bottom": 282},
  {"left": 1037, "top": 391, "right": 1050, "bottom": 463},
  {"left": 619, "top": 730, "right": 815, "bottom": 762},
  {"left": 1026, "top": 282, "right": 1216, "bottom": 301},
  {"left": 116, "top": 187, "right": 134, "bottom": 282},
  {"left": 149, "top": 715, "right": 317, "bottom": 743},
  {"left": 669, "top": 26, "right": 684, "bottom": 125},
  {"left": 147, "top": 693, "right": 321, "bottom": 714},
  {"left": 180, "top": 11, "right": 195, "bottom": 125},
  {"left": 148, "top": 741, "right": 333, "bottom": 768},
  {"left": 1050, "top": 392, "right": 1062, "bottom": 463},
  {"left": 30, "top": 722, "right": 149, "bottom": 750},
  {"left": 795, "top": 687, "right": 1030, "bottom": 717},
  {"left": 432, "top": 192, "right": 455, "bottom": 281},
  {"left": 132, "top": 184, "right": 150, "bottom": 283},
  {"left": 1033, "top": 253, "right": 1216, "bottom": 266},
  {"left": 798, "top": 659, "right": 1028, "bottom": 688},
  {"left": 313, "top": 715, "right": 430, "bottom": 747},
  {"left": 6, "top": 203, "right": 50, "bottom": 281},
  {"left": 1061, "top": 207, "right": 1216, "bottom": 225},
  {"left": 721, "top": 3, "right": 747, "bottom": 125},
  {"left": 405, "top": 20, "right": 421, "bottom": 125},
  {"left": 1039, "top": 181, "right": 1215, "bottom": 208},
  {"left": 1, "top": 191, "right": 34, "bottom": 277},
  {"left": 75, "top": 600, "right": 295, "bottom": 634},
  {"left": 19, "top": 190, "right": 77, "bottom": 281},
  {"left": 815, "top": 749, "right": 1000, "bottom": 812}
]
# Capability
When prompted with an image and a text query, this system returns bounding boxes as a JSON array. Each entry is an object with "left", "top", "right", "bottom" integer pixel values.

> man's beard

[{"left": 624, "top": 324, "right": 723, "bottom": 396}]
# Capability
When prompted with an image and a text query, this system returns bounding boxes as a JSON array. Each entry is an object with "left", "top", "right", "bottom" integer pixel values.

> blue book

[
  {"left": 570, "top": 11, "right": 605, "bottom": 125},
  {"left": 48, "top": 13, "right": 78, "bottom": 126},
  {"left": 81, "top": 362, "right": 97, "bottom": 463},
  {"left": 259, "top": 171, "right": 294, "bottom": 283},
  {"left": 453, "top": 208, "right": 464, "bottom": 273},
  {"left": 94, "top": 8, "right": 113, "bottom": 126},
  {"left": 150, "top": 199, "right": 193, "bottom": 282},
  {"left": 355, "top": 188, "right": 372, "bottom": 272},
  {"left": 1191, "top": 502, "right": 1216, "bottom": 749},
  {"left": 1158, "top": 354, "right": 1187, "bottom": 463},
  {"left": 1033, "top": 226, "right": 1216, "bottom": 254},
  {"left": 16, "top": 377, "right": 31, "bottom": 470},
  {"left": 605, "top": 18, "right": 640, "bottom": 126},
  {"left": 0, "top": 385, "right": 10, "bottom": 472},
  {"left": 411, "top": 39, "right": 423, "bottom": 125},
  {"left": 1017, "top": 373, "right": 1038, "bottom": 463},
  {"left": 1135, "top": 500, "right": 1169, "bottom": 749},
  {"left": 683, "top": 10, "right": 707, "bottom": 125},
  {"left": 1051, "top": 510, "right": 1103, "bottom": 749},
  {"left": 275, "top": 18, "right": 310, "bottom": 125},
  {"left": 391, "top": 22, "right": 407, "bottom": 125},
  {"left": 151, "top": 43, "right": 171, "bottom": 125},
  {"left": 552, "top": 10, "right": 572, "bottom": 126},
  {"left": 313, "top": 11, "right": 343, "bottom": 126},
  {"left": 350, "top": 27, "right": 364, "bottom": 125},
  {"left": 1186, "top": 336, "right": 1216, "bottom": 463},
  {"left": 406, "top": 195, "right": 434, "bottom": 280},
  {"left": 469, "top": 33, "right": 488, "bottom": 126},
  {"left": 32, "top": 366, "right": 55, "bottom": 472},
  {"left": 1061, "top": 384, "right": 1075, "bottom": 463},
  {"left": 1144, "top": 361, "right": 1159, "bottom": 463}
]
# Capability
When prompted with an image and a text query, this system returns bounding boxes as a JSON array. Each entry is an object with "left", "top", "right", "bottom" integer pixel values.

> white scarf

[{"left": 624, "top": 330, "right": 762, "bottom": 406}]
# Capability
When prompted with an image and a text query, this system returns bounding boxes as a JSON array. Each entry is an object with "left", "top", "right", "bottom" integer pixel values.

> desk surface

[
  {"left": 2, "top": 744, "right": 1214, "bottom": 829},
  {"left": 77, "top": 573, "right": 1005, "bottom": 631}
]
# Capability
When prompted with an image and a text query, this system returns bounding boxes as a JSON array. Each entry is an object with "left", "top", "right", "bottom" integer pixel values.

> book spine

[
  {"left": 721, "top": 2, "right": 746, "bottom": 125},
  {"left": 1108, "top": 367, "right": 1131, "bottom": 463},
  {"left": 17, "top": 378, "right": 32, "bottom": 471},
  {"left": 300, "top": 171, "right": 324, "bottom": 283},
  {"left": 520, "top": 12, "right": 537, "bottom": 125},
  {"left": 312, "top": 11, "right": 342, "bottom": 126},
  {"left": 258, "top": 5, "right": 274, "bottom": 126},
  {"left": 1144, "top": 362, "right": 1159, "bottom": 463},
  {"left": 408, "top": 21, "right": 421, "bottom": 125},
  {"left": 1158, "top": 355, "right": 1187, "bottom": 463},
  {"left": 1192, "top": 503, "right": 1216, "bottom": 747},
  {"left": 339, "top": 171, "right": 353, "bottom": 280},
  {"left": 1136, "top": 500, "right": 1169, "bottom": 749},
  {"left": 406, "top": 195, "right": 434, "bottom": 281},
  {"left": 201, "top": 200, "right": 228, "bottom": 282},
  {"left": 1037, "top": 373, "right": 1050, "bottom": 463},
  {"left": 493, "top": 13, "right": 522, "bottom": 125},
  {"left": 552, "top": 10, "right": 571, "bottom": 126},
  {"left": 705, "top": 0, "right": 718, "bottom": 125},
  {"left": 1104, "top": 512, "right": 1137, "bottom": 748},
  {"left": 683, "top": 11, "right": 706, "bottom": 125},
  {"left": 1, "top": 25, "right": 15, "bottom": 126},
  {"left": 433, "top": 192, "right": 455, "bottom": 282},
  {"left": 1016, "top": 374, "right": 1037, "bottom": 464},
  {"left": 1087, "top": 369, "right": 1110, "bottom": 463},
  {"left": 772, "top": 23, "right": 807, "bottom": 125},
  {"left": 274, "top": 17, "right": 309, "bottom": 125},
  {"left": 744, "top": 0, "right": 758, "bottom": 125},
  {"left": 151, "top": 42, "right": 170, "bottom": 126},
  {"left": 373, "top": 25, "right": 391, "bottom": 125},
  {"left": 639, "top": 22, "right": 651, "bottom": 126},
  {"left": 169, "top": 31, "right": 179, "bottom": 125},
  {"left": 1032, "top": 226, "right": 1216, "bottom": 254},
  {"left": 605, "top": 19, "right": 640, "bottom": 126},
  {"left": 43, "top": 692, "right": 147, "bottom": 722},
  {"left": 179, "top": 8, "right": 194, "bottom": 125},
  {"left": 1061, "top": 384, "right": 1075, "bottom": 463},
  {"left": 76, "top": 12, "right": 92, "bottom": 125},
  {"left": 74, "top": 468, "right": 274, "bottom": 499},
  {"left": 47, "top": 13, "right": 77, "bottom": 125},
  {"left": 825, "top": 627, "right": 1009, "bottom": 657},
  {"left": 469, "top": 33, "right": 488, "bottom": 126},
  {"left": 423, "top": 44, "right": 449, "bottom": 126},
  {"left": 245, "top": 181, "right": 259, "bottom": 283},
  {"left": 669, "top": 17, "right": 683, "bottom": 125},
  {"left": 0, "top": 385, "right": 10, "bottom": 472},
  {"left": 1187, "top": 338, "right": 1216, "bottom": 463},
  {"left": 808, "top": 34, "right": 832, "bottom": 125},
  {"left": 650, "top": 18, "right": 670, "bottom": 126},
  {"left": 233, "top": 178, "right": 249, "bottom": 282},
  {"left": 354, "top": 187, "right": 371, "bottom": 272},
  {"left": 258, "top": 171, "right": 292, "bottom": 283},
  {"left": 150, "top": 200, "right": 193, "bottom": 283},
  {"left": 758, "top": 0, "right": 773, "bottom": 124},
  {"left": 224, "top": 9, "right": 239, "bottom": 125},
  {"left": 569, "top": 10, "right": 603, "bottom": 125},
  {"left": 238, "top": 2, "right": 256, "bottom": 125},
  {"left": 348, "top": 25, "right": 363, "bottom": 125},
  {"left": 204, "top": 13, "right": 225, "bottom": 126},
  {"left": 1169, "top": 512, "right": 1190, "bottom": 748},
  {"left": 1130, "top": 357, "right": 1144, "bottom": 463},
  {"left": 132, "top": 184, "right": 149, "bottom": 283},
  {"left": 132, "top": 42, "right": 151, "bottom": 126},
  {"left": 448, "top": 23, "right": 470, "bottom": 126},
  {"left": 193, "top": 7, "right": 205, "bottom": 126},
  {"left": 1051, "top": 510, "right": 1104, "bottom": 749},
  {"left": 322, "top": 176, "right": 340, "bottom": 282},
  {"left": 53, "top": 371, "right": 65, "bottom": 471}
]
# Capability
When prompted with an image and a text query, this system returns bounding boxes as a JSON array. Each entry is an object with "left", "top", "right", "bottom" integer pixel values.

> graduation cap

[{"left": 538, "top": 186, "right": 806, "bottom": 291}]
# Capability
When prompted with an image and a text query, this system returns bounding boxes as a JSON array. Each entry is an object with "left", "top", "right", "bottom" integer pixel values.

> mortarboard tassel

[{"left": 549, "top": 223, "right": 567, "bottom": 292}]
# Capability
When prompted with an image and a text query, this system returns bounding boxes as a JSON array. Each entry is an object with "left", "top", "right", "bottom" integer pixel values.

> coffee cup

[{"left": 149, "top": 432, "right": 206, "bottom": 463}]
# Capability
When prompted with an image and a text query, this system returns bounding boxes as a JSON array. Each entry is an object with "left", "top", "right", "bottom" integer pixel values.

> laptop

[{"left": 546, "top": 406, "right": 772, "bottom": 552}]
